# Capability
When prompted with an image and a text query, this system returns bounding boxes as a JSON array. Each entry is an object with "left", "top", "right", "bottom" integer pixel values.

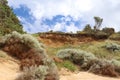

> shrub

[
  {"left": 88, "top": 59, "right": 119, "bottom": 77},
  {"left": 102, "top": 27, "right": 115, "bottom": 35},
  {"left": 57, "top": 49, "right": 120, "bottom": 77},
  {"left": 110, "top": 59, "right": 120, "bottom": 73},
  {"left": 83, "top": 24, "right": 94, "bottom": 34},
  {"left": 109, "top": 33, "right": 120, "bottom": 40},
  {"left": 57, "top": 49, "right": 96, "bottom": 65},
  {"left": 16, "top": 65, "right": 48, "bottom": 80},
  {"left": 93, "top": 31, "right": 109, "bottom": 39},
  {"left": 63, "top": 60, "right": 77, "bottom": 72},
  {"left": 104, "top": 42, "right": 120, "bottom": 52},
  {"left": 0, "top": 31, "right": 59, "bottom": 80},
  {"left": 110, "top": 59, "right": 120, "bottom": 67},
  {"left": 0, "top": 0, "right": 24, "bottom": 35}
]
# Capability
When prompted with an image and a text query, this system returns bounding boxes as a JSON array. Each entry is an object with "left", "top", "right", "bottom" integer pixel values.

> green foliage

[
  {"left": 83, "top": 24, "right": 92, "bottom": 32},
  {"left": 0, "top": 0, "right": 24, "bottom": 35},
  {"left": 109, "top": 33, "right": 120, "bottom": 40},
  {"left": 0, "top": 50, "right": 9, "bottom": 58},
  {"left": 93, "top": 31, "right": 109, "bottom": 39},
  {"left": 16, "top": 65, "right": 49, "bottom": 80},
  {"left": 110, "top": 59, "right": 120, "bottom": 73},
  {"left": 56, "top": 60, "right": 77, "bottom": 72},
  {"left": 56, "top": 47, "right": 120, "bottom": 77},
  {"left": 83, "top": 24, "right": 94, "bottom": 35},
  {"left": 1, "top": 31, "right": 44, "bottom": 50},
  {"left": 104, "top": 42, "right": 120, "bottom": 52},
  {"left": 57, "top": 49, "right": 96, "bottom": 65},
  {"left": 87, "top": 59, "right": 119, "bottom": 77},
  {"left": 63, "top": 61, "right": 77, "bottom": 72},
  {"left": 0, "top": 31, "right": 59, "bottom": 80},
  {"left": 94, "top": 16, "right": 103, "bottom": 31},
  {"left": 110, "top": 59, "right": 120, "bottom": 67},
  {"left": 102, "top": 27, "right": 115, "bottom": 35}
]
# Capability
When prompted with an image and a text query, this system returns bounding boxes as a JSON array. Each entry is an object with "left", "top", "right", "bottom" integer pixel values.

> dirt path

[{"left": 59, "top": 68, "right": 120, "bottom": 80}]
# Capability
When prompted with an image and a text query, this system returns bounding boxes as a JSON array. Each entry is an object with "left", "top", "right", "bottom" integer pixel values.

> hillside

[
  {"left": 0, "top": 49, "right": 120, "bottom": 80},
  {"left": 0, "top": 0, "right": 120, "bottom": 80},
  {"left": 0, "top": 0, "right": 24, "bottom": 35},
  {"left": 38, "top": 32, "right": 93, "bottom": 47}
]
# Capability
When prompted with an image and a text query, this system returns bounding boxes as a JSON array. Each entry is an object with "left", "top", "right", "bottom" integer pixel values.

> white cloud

[
  {"left": 52, "top": 22, "right": 65, "bottom": 31},
  {"left": 65, "top": 23, "right": 79, "bottom": 33},
  {"left": 7, "top": 0, "right": 120, "bottom": 33}
]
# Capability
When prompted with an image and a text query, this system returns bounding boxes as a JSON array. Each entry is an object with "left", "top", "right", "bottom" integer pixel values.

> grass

[
  {"left": 31, "top": 33, "right": 39, "bottom": 38},
  {"left": 46, "top": 40, "right": 120, "bottom": 60},
  {"left": 46, "top": 44, "right": 80, "bottom": 56},
  {"left": 55, "top": 60, "right": 78, "bottom": 72},
  {"left": 0, "top": 50, "right": 9, "bottom": 58}
]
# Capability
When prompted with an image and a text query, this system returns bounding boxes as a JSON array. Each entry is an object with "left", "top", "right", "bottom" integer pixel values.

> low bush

[
  {"left": 93, "top": 31, "right": 109, "bottom": 39},
  {"left": 104, "top": 42, "right": 120, "bottom": 52},
  {"left": 102, "top": 27, "right": 115, "bottom": 35},
  {"left": 0, "top": 31, "right": 59, "bottom": 80},
  {"left": 87, "top": 59, "right": 119, "bottom": 77},
  {"left": 109, "top": 33, "right": 120, "bottom": 40},
  {"left": 57, "top": 49, "right": 120, "bottom": 77},
  {"left": 110, "top": 59, "right": 120, "bottom": 73},
  {"left": 57, "top": 49, "right": 96, "bottom": 65},
  {"left": 16, "top": 65, "right": 49, "bottom": 80},
  {"left": 63, "top": 60, "right": 77, "bottom": 72}
]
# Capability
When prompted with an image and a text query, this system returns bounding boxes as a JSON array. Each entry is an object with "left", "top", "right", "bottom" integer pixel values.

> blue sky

[{"left": 8, "top": 0, "right": 120, "bottom": 33}]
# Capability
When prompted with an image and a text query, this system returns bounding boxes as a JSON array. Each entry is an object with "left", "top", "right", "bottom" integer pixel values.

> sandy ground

[
  {"left": 59, "top": 68, "right": 120, "bottom": 80},
  {"left": 0, "top": 59, "right": 120, "bottom": 80},
  {"left": 0, "top": 56, "right": 20, "bottom": 80}
]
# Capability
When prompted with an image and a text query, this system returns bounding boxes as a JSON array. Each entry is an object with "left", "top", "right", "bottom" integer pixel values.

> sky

[{"left": 7, "top": 0, "right": 120, "bottom": 33}]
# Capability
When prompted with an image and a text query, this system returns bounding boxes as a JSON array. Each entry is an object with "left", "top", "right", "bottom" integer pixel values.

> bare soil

[
  {"left": 0, "top": 51, "right": 20, "bottom": 80},
  {"left": 59, "top": 68, "right": 120, "bottom": 80}
]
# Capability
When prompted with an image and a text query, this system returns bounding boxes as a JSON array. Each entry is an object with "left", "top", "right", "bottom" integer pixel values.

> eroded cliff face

[{"left": 38, "top": 33, "right": 94, "bottom": 47}]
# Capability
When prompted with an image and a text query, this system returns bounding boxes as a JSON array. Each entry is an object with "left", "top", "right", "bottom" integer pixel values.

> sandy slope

[
  {"left": 0, "top": 59, "right": 20, "bottom": 80},
  {"left": 0, "top": 50, "right": 120, "bottom": 80},
  {"left": 59, "top": 68, "right": 120, "bottom": 80},
  {"left": 0, "top": 59, "right": 120, "bottom": 80},
  {"left": 0, "top": 52, "right": 20, "bottom": 80}
]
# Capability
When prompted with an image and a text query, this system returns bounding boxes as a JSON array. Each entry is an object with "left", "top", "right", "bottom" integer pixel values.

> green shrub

[
  {"left": 81, "top": 58, "right": 120, "bottom": 77},
  {"left": 109, "top": 33, "right": 120, "bottom": 40},
  {"left": 63, "top": 60, "right": 77, "bottom": 72},
  {"left": 110, "top": 59, "right": 120, "bottom": 67},
  {"left": 102, "top": 27, "right": 115, "bottom": 35},
  {"left": 16, "top": 65, "right": 48, "bottom": 80},
  {"left": 57, "top": 49, "right": 120, "bottom": 77},
  {"left": 87, "top": 59, "right": 119, "bottom": 77},
  {"left": 0, "top": 0, "right": 24, "bottom": 35},
  {"left": 0, "top": 31, "right": 59, "bottom": 80},
  {"left": 104, "top": 42, "right": 120, "bottom": 52},
  {"left": 83, "top": 24, "right": 94, "bottom": 35},
  {"left": 110, "top": 59, "right": 120, "bottom": 73},
  {"left": 57, "top": 49, "right": 96, "bottom": 65},
  {"left": 93, "top": 31, "right": 109, "bottom": 39}
]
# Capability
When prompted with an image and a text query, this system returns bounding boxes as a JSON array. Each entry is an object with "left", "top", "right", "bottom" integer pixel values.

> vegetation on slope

[
  {"left": 0, "top": 0, "right": 24, "bottom": 35},
  {"left": 0, "top": 31, "right": 59, "bottom": 80},
  {"left": 56, "top": 48, "right": 120, "bottom": 77}
]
